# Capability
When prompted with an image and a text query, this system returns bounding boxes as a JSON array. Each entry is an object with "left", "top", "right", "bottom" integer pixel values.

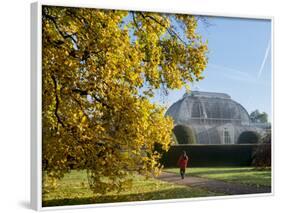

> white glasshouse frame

[{"left": 31, "top": 0, "right": 274, "bottom": 211}]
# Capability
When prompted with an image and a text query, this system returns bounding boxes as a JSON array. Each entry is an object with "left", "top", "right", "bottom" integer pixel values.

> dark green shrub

[
  {"left": 173, "top": 125, "right": 197, "bottom": 144},
  {"left": 237, "top": 131, "right": 260, "bottom": 144},
  {"left": 252, "top": 132, "right": 271, "bottom": 168},
  {"left": 261, "top": 131, "right": 271, "bottom": 144}
]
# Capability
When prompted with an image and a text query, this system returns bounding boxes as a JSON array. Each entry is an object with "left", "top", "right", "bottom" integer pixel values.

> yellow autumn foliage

[{"left": 42, "top": 6, "right": 208, "bottom": 194}]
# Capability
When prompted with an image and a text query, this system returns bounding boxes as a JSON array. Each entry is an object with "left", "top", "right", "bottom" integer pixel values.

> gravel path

[{"left": 157, "top": 172, "right": 271, "bottom": 195}]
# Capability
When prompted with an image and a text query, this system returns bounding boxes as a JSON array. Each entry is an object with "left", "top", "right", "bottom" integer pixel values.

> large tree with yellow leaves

[{"left": 42, "top": 6, "right": 208, "bottom": 194}]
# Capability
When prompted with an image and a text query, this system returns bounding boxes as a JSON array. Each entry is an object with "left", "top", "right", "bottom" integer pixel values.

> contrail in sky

[
  {"left": 246, "top": 39, "right": 271, "bottom": 111},
  {"left": 257, "top": 40, "right": 271, "bottom": 79}
]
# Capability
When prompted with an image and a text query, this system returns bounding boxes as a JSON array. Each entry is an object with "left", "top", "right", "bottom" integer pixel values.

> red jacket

[{"left": 177, "top": 155, "right": 188, "bottom": 169}]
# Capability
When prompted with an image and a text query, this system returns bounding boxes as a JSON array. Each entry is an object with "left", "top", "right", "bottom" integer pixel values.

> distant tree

[
  {"left": 261, "top": 131, "right": 271, "bottom": 144},
  {"left": 249, "top": 110, "right": 268, "bottom": 123}
]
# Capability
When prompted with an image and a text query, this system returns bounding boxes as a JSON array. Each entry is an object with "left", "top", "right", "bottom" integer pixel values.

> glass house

[{"left": 166, "top": 91, "right": 268, "bottom": 144}]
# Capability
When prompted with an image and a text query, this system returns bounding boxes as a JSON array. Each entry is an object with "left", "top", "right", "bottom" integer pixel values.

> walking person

[{"left": 177, "top": 151, "right": 189, "bottom": 179}]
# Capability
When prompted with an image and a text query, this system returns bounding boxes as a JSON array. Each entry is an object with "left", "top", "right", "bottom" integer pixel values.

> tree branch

[
  {"left": 72, "top": 88, "right": 88, "bottom": 96},
  {"left": 72, "top": 88, "right": 112, "bottom": 109},
  {"left": 140, "top": 12, "right": 188, "bottom": 46},
  {"left": 131, "top": 12, "right": 140, "bottom": 31},
  {"left": 51, "top": 75, "right": 66, "bottom": 128},
  {"left": 43, "top": 8, "right": 79, "bottom": 49}
]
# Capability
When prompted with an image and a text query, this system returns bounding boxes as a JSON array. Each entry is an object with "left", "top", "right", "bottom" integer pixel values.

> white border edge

[
  {"left": 31, "top": 1, "right": 43, "bottom": 211},
  {"left": 40, "top": 193, "right": 273, "bottom": 212},
  {"left": 38, "top": 0, "right": 274, "bottom": 20},
  {"left": 271, "top": 16, "right": 274, "bottom": 196}
]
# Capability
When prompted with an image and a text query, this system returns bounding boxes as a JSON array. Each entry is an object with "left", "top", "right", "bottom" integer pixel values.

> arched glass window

[
  {"left": 191, "top": 101, "right": 201, "bottom": 118},
  {"left": 224, "top": 128, "right": 231, "bottom": 144}
]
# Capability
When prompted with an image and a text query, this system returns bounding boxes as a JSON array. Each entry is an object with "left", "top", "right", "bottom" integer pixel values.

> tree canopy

[
  {"left": 249, "top": 110, "right": 268, "bottom": 123},
  {"left": 42, "top": 6, "right": 208, "bottom": 194}
]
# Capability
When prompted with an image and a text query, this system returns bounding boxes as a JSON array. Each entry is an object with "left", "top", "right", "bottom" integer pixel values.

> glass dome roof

[{"left": 166, "top": 91, "right": 250, "bottom": 126}]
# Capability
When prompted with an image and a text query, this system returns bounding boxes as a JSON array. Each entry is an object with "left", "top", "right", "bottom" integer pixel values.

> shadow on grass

[{"left": 43, "top": 187, "right": 218, "bottom": 207}]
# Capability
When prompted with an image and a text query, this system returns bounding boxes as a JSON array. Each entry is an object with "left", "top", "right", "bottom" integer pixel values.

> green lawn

[
  {"left": 165, "top": 167, "right": 271, "bottom": 187},
  {"left": 43, "top": 170, "right": 221, "bottom": 207}
]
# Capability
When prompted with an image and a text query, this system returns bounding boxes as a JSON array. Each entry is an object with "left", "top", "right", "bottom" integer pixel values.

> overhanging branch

[
  {"left": 51, "top": 75, "right": 65, "bottom": 128},
  {"left": 139, "top": 12, "right": 188, "bottom": 47},
  {"left": 72, "top": 88, "right": 112, "bottom": 109},
  {"left": 43, "top": 8, "right": 79, "bottom": 49}
]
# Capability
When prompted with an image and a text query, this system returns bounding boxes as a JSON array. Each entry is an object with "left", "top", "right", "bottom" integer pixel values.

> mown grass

[
  {"left": 164, "top": 167, "right": 271, "bottom": 187},
  {"left": 43, "top": 170, "right": 221, "bottom": 207}
]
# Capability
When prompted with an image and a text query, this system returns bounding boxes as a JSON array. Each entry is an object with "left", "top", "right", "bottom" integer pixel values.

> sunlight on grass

[
  {"left": 164, "top": 167, "right": 271, "bottom": 187},
  {"left": 42, "top": 170, "right": 221, "bottom": 207}
]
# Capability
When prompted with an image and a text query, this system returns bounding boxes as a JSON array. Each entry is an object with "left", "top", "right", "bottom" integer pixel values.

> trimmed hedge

[
  {"left": 173, "top": 125, "right": 196, "bottom": 144},
  {"left": 161, "top": 144, "right": 271, "bottom": 167},
  {"left": 237, "top": 131, "right": 260, "bottom": 144}
]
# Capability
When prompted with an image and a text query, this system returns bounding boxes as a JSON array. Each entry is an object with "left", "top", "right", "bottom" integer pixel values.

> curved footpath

[{"left": 156, "top": 172, "right": 271, "bottom": 195}]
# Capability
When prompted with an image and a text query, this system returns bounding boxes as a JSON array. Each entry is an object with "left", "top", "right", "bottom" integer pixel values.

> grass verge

[
  {"left": 164, "top": 167, "right": 271, "bottom": 187},
  {"left": 43, "top": 170, "right": 221, "bottom": 207}
]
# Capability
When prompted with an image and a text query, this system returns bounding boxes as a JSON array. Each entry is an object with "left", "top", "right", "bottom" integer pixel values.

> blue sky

[{"left": 153, "top": 16, "right": 272, "bottom": 120}]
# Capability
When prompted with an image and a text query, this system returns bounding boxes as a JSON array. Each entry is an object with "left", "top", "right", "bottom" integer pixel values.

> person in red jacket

[{"left": 177, "top": 151, "right": 189, "bottom": 179}]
